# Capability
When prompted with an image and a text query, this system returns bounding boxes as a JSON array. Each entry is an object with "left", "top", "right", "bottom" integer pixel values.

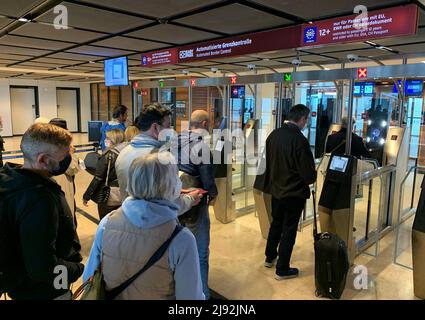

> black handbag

[{"left": 91, "top": 153, "right": 112, "bottom": 204}]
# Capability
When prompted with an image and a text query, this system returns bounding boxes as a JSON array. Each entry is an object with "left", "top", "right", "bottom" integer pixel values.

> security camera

[
  {"left": 291, "top": 58, "right": 301, "bottom": 66},
  {"left": 247, "top": 64, "right": 256, "bottom": 70},
  {"left": 211, "top": 67, "right": 218, "bottom": 73},
  {"left": 347, "top": 54, "right": 359, "bottom": 62}
]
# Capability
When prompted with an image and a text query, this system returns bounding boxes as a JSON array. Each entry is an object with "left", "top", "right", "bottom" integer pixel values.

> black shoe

[{"left": 275, "top": 268, "right": 299, "bottom": 280}]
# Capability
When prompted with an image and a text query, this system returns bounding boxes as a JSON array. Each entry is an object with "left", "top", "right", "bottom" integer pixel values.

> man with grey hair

[
  {"left": 326, "top": 116, "right": 371, "bottom": 159},
  {"left": 0, "top": 123, "right": 84, "bottom": 299},
  {"left": 170, "top": 109, "right": 218, "bottom": 299}
]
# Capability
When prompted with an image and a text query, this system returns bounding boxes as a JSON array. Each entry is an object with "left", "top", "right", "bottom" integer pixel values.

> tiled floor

[{"left": 1, "top": 134, "right": 421, "bottom": 300}]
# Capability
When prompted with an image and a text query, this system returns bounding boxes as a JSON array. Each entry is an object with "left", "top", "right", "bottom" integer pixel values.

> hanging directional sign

[
  {"left": 159, "top": 80, "right": 164, "bottom": 88},
  {"left": 231, "top": 76, "right": 238, "bottom": 84}
]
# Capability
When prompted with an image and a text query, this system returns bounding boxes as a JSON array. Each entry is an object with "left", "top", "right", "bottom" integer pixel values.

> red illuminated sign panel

[
  {"left": 191, "top": 79, "right": 196, "bottom": 86},
  {"left": 141, "top": 90, "right": 148, "bottom": 96},
  {"left": 311, "top": 112, "right": 317, "bottom": 117},
  {"left": 231, "top": 76, "right": 237, "bottom": 84},
  {"left": 357, "top": 68, "right": 368, "bottom": 78},
  {"left": 141, "top": 49, "right": 178, "bottom": 67},
  {"left": 301, "top": 4, "right": 418, "bottom": 47}
]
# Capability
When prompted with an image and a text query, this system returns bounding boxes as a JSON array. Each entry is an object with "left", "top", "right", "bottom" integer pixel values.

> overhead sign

[
  {"left": 141, "top": 49, "right": 178, "bottom": 67},
  {"left": 190, "top": 79, "right": 196, "bottom": 86},
  {"left": 357, "top": 68, "right": 368, "bottom": 78},
  {"left": 301, "top": 4, "right": 418, "bottom": 47},
  {"left": 231, "top": 76, "right": 238, "bottom": 84},
  {"left": 284, "top": 73, "right": 292, "bottom": 81},
  {"left": 141, "top": 25, "right": 300, "bottom": 67}
]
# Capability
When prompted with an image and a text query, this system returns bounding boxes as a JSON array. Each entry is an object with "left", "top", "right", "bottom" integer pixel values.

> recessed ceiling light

[
  {"left": 421, "top": 61, "right": 425, "bottom": 64},
  {"left": 18, "top": 18, "right": 31, "bottom": 22},
  {"left": 89, "top": 61, "right": 95, "bottom": 64},
  {"left": 323, "top": 67, "right": 330, "bottom": 70}
]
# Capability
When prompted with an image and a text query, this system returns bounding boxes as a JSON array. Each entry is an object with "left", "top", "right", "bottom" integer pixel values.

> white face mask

[{"left": 105, "top": 139, "right": 112, "bottom": 148}]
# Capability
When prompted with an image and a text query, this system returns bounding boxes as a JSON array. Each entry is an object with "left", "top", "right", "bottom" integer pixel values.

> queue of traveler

[{"left": 0, "top": 101, "right": 370, "bottom": 300}]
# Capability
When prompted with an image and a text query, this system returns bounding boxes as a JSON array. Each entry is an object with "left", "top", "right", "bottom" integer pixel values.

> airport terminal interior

[{"left": 1, "top": 0, "right": 425, "bottom": 300}]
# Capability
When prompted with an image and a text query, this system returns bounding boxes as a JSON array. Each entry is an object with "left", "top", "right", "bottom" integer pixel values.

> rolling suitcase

[{"left": 312, "top": 191, "right": 350, "bottom": 299}]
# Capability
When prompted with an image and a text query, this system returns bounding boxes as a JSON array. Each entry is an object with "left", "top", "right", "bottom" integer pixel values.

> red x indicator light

[
  {"left": 357, "top": 68, "right": 367, "bottom": 78},
  {"left": 231, "top": 76, "right": 237, "bottom": 84},
  {"left": 191, "top": 79, "right": 196, "bottom": 86}
]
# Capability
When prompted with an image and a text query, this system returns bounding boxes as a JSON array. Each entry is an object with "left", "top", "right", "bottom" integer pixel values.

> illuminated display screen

[
  {"left": 405, "top": 80, "right": 423, "bottom": 96},
  {"left": 329, "top": 156, "right": 349, "bottom": 173},
  {"left": 104, "top": 57, "right": 129, "bottom": 86},
  {"left": 231, "top": 85, "right": 245, "bottom": 99},
  {"left": 353, "top": 82, "right": 374, "bottom": 96}
]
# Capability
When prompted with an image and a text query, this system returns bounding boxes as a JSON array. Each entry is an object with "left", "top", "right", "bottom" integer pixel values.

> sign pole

[{"left": 345, "top": 78, "right": 355, "bottom": 155}]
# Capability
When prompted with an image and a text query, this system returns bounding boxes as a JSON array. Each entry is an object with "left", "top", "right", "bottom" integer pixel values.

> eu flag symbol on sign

[{"left": 304, "top": 26, "right": 317, "bottom": 44}]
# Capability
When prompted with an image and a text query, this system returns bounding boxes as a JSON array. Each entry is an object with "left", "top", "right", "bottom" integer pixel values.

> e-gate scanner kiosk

[
  {"left": 318, "top": 154, "right": 358, "bottom": 264},
  {"left": 412, "top": 175, "right": 425, "bottom": 299}
]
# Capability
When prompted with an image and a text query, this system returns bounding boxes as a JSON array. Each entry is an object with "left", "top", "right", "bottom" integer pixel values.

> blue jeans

[{"left": 186, "top": 204, "right": 210, "bottom": 299}]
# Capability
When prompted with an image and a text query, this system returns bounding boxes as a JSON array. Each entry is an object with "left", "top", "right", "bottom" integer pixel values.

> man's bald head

[{"left": 190, "top": 110, "right": 210, "bottom": 130}]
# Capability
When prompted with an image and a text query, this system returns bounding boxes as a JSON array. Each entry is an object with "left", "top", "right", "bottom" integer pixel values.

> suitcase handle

[{"left": 312, "top": 190, "right": 318, "bottom": 238}]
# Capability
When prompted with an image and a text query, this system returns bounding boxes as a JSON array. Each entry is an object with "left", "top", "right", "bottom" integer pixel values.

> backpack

[{"left": 0, "top": 190, "right": 28, "bottom": 294}]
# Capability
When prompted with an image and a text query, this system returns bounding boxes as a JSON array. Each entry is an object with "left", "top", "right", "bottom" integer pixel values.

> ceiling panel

[
  {"left": 250, "top": 59, "right": 292, "bottom": 67},
  {"left": 176, "top": 61, "right": 219, "bottom": 67},
  {"left": 14, "top": 63, "right": 57, "bottom": 70},
  {"left": 62, "top": 66, "right": 102, "bottom": 72},
  {"left": 208, "top": 56, "right": 260, "bottom": 64},
  {"left": 0, "top": 59, "right": 19, "bottom": 65},
  {"left": 327, "top": 48, "right": 396, "bottom": 59},
  {"left": 92, "top": 36, "right": 167, "bottom": 52},
  {"left": 0, "top": 53, "right": 33, "bottom": 60},
  {"left": 36, "top": 2, "right": 153, "bottom": 33},
  {"left": 33, "top": 57, "right": 83, "bottom": 65},
  {"left": 80, "top": 0, "right": 224, "bottom": 18},
  {"left": 208, "top": 63, "right": 247, "bottom": 71},
  {"left": 302, "top": 43, "right": 372, "bottom": 54},
  {"left": 0, "top": 0, "right": 45, "bottom": 17},
  {"left": 126, "top": 24, "right": 219, "bottom": 44},
  {"left": 298, "top": 54, "right": 338, "bottom": 63},
  {"left": 47, "top": 52, "right": 103, "bottom": 61},
  {"left": 251, "top": 0, "right": 408, "bottom": 20},
  {"left": 391, "top": 43, "right": 425, "bottom": 54},
  {"left": 176, "top": 3, "right": 292, "bottom": 34},
  {"left": 373, "top": 27, "right": 425, "bottom": 46},
  {"left": 67, "top": 46, "right": 135, "bottom": 57},
  {"left": 0, "top": 35, "right": 71, "bottom": 50},
  {"left": 0, "top": 44, "right": 51, "bottom": 56},
  {"left": 16, "top": 61, "right": 66, "bottom": 67},
  {"left": 0, "top": 16, "right": 13, "bottom": 29},
  {"left": 12, "top": 22, "right": 106, "bottom": 43}
]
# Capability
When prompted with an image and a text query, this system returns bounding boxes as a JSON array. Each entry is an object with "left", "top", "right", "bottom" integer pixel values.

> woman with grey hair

[{"left": 83, "top": 151, "right": 205, "bottom": 300}]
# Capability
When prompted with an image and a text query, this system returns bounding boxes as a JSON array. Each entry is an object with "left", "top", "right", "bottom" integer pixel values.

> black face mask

[{"left": 49, "top": 154, "right": 72, "bottom": 176}]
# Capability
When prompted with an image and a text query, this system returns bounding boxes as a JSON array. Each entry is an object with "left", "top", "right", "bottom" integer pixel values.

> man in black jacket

[
  {"left": 171, "top": 109, "right": 218, "bottom": 300},
  {"left": 263, "top": 104, "right": 317, "bottom": 280},
  {"left": 0, "top": 123, "right": 83, "bottom": 299},
  {"left": 326, "top": 117, "right": 371, "bottom": 159}
]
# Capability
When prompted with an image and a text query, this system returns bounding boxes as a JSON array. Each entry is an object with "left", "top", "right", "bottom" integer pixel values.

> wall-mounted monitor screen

[
  {"left": 354, "top": 82, "right": 374, "bottom": 96},
  {"left": 231, "top": 85, "right": 245, "bottom": 99},
  {"left": 104, "top": 57, "right": 128, "bottom": 86},
  {"left": 405, "top": 80, "right": 423, "bottom": 97},
  {"left": 88, "top": 121, "right": 103, "bottom": 142},
  {"left": 329, "top": 155, "right": 349, "bottom": 173}
]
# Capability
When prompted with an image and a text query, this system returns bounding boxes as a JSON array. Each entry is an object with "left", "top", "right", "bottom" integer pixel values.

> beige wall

[{"left": 0, "top": 79, "right": 91, "bottom": 136}]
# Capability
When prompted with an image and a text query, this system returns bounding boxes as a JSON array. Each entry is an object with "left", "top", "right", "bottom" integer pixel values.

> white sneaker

[{"left": 264, "top": 258, "right": 276, "bottom": 268}]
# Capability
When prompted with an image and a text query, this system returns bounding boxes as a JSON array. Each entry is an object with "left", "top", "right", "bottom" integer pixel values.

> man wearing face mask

[
  {"left": 115, "top": 103, "right": 202, "bottom": 213},
  {"left": 0, "top": 123, "right": 83, "bottom": 299},
  {"left": 263, "top": 104, "right": 317, "bottom": 280}
]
